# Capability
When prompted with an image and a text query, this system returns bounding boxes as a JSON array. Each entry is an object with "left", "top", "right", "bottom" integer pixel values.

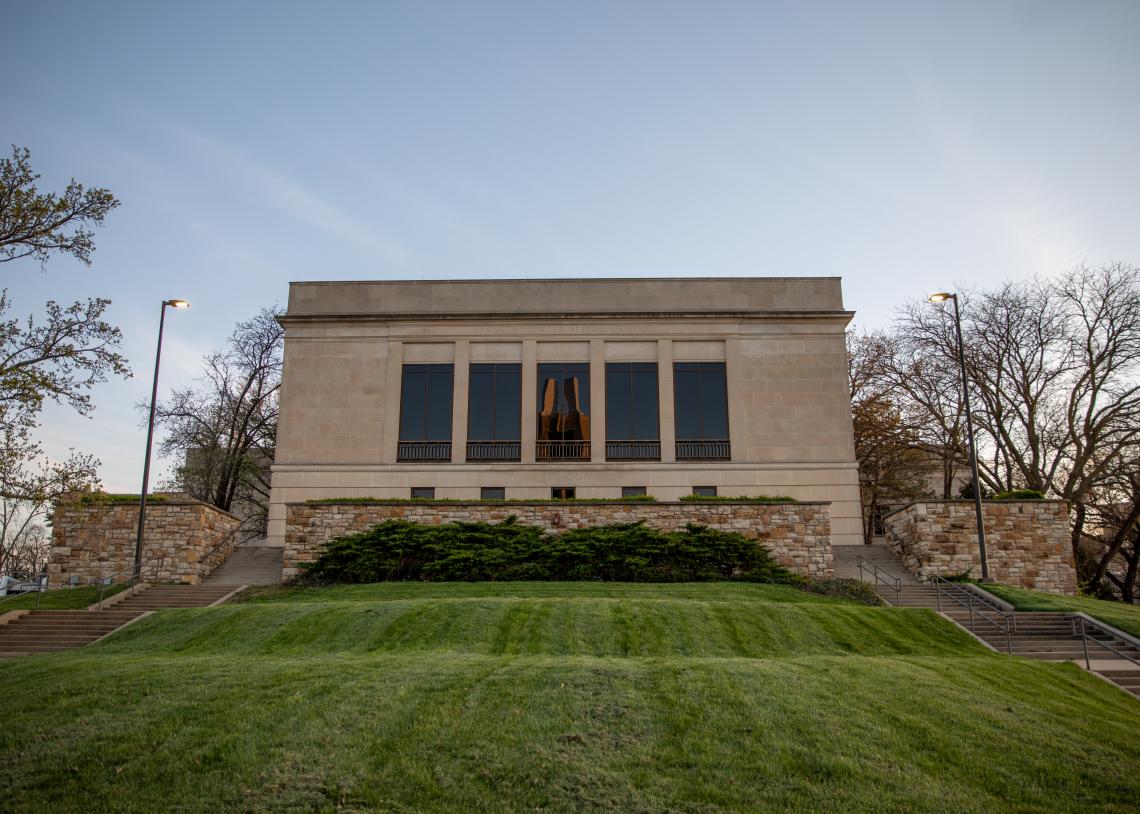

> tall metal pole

[
  {"left": 950, "top": 294, "right": 990, "bottom": 581},
  {"left": 134, "top": 302, "right": 169, "bottom": 578}
]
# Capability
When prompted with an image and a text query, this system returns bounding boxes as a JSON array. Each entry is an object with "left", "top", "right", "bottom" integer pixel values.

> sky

[{"left": 5, "top": 0, "right": 1140, "bottom": 491}]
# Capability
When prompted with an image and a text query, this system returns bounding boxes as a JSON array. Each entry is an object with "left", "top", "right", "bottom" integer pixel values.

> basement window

[
  {"left": 410, "top": 487, "right": 435, "bottom": 499},
  {"left": 692, "top": 486, "right": 718, "bottom": 497},
  {"left": 621, "top": 486, "right": 647, "bottom": 497},
  {"left": 551, "top": 487, "right": 575, "bottom": 499},
  {"left": 481, "top": 487, "right": 506, "bottom": 500}
]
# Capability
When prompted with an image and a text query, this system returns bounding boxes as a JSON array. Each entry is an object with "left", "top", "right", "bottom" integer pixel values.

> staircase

[
  {"left": 855, "top": 546, "right": 1140, "bottom": 698},
  {"left": 203, "top": 543, "right": 282, "bottom": 586},
  {"left": 0, "top": 583, "right": 242, "bottom": 657}
]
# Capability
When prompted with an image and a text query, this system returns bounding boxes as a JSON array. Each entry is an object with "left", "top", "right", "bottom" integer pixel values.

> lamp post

[
  {"left": 134, "top": 299, "right": 190, "bottom": 578},
  {"left": 928, "top": 291, "right": 989, "bottom": 581}
]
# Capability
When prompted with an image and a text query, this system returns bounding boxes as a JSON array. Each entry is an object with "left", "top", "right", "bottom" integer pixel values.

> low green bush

[
  {"left": 678, "top": 494, "right": 798, "bottom": 503},
  {"left": 305, "top": 496, "right": 659, "bottom": 504},
  {"left": 299, "top": 519, "right": 795, "bottom": 584},
  {"left": 992, "top": 489, "right": 1047, "bottom": 500},
  {"left": 793, "top": 577, "right": 883, "bottom": 605},
  {"left": 77, "top": 493, "right": 168, "bottom": 504}
]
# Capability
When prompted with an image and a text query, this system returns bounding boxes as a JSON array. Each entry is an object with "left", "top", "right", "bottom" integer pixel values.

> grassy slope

[
  {"left": 984, "top": 584, "right": 1140, "bottom": 639},
  {"left": 0, "top": 583, "right": 126, "bottom": 611},
  {"left": 0, "top": 583, "right": 1137, "bottom": 814}
]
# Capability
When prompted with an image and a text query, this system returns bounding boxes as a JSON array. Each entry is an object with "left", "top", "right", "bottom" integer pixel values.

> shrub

[
  {"left": 992, "top": 489, "right": 1046, "bottom": 500},
  {"left": 305, "top": 496, "right": 659, "bottom": 504},
  {"left": 794, "top": 578, "right": 883, "bottom": 606},
  {"left": 298, "top": 519, "right": 795, "bottom": 584},
  {"left": 77, "top": 492, "right": 168, "bottom": 504},
  {"left": 678, "top": 494, "right": 798, "bottom": 503}
]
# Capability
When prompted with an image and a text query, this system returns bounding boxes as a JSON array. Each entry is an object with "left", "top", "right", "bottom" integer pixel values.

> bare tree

[
  {"left": 0, "top": 447, "right": 99, "bottom": 577},
  {"left": 890, "top": 263, "right": 1140, "bottom": 590},
  {"left": 848, "top": 331, "right": 933, "bottom": 543},
  {"left": 0, "top": 146, "right": 119, "bottom": 269},
  {"left": 154, "top": 307, "right": 283, "bottom": 539}
]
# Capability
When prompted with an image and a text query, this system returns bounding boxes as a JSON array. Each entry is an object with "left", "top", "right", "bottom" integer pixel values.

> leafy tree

[
  {"left": 154, "top": 307, "right": 283, "bottom": 538},
  {"left": 0, "top": 146, "right": 119, "bottom": 268},
  {"left": 0, "top": 146, "right": 126, "bottom": 576}
]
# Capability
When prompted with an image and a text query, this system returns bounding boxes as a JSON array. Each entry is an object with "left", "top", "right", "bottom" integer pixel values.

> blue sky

[{"left": 6, "top": 0, "right": 1140, "bottom": 491}]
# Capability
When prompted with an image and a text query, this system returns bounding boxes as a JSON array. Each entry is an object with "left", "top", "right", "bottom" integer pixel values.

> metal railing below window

[
  {"left": 397, "top": 441, "right": 452, "bottom": 462},
  {"left": 605, "top": 440, "right": 661, "bottom": 461},
  {"left": 536, "top": 440, "right": 591, "bottom": 461},
  {"left": 676, "top": 439, "right": 731, "bottom": 460},
  {"left": 466, "top": 440, "right": 521, "bottom": 462}
]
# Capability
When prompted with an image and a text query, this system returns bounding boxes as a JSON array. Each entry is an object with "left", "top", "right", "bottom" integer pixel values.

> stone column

[
  {"left": 521, "top": 340, "right": 537, "bottom": 464},
  {"left": 381, "top": 340, "right": 403, "bottom": 463},
  {"left": 590, "top": 339, "right": 606, "bottom": 462},
  {"left": 451, "top": 340, "right": 470, "bottom": 463},
  {"left": 725, "top": 337, "right": 745, "bottom": 461},
  {"left": 658, "top": 338, "right": 675, "bottom": 462}
]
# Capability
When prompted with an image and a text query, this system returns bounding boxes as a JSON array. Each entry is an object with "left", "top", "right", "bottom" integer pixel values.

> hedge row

[{"left": 300, "top": 519, "right": 795, "bottom": 584}]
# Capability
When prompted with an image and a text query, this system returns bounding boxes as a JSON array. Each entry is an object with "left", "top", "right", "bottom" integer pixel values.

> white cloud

[{"left": 158, "top": 119, "right": 409, "bottom": 265}]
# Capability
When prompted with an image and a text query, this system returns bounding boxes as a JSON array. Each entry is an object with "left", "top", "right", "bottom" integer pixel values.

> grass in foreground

[
  {"left": 984, "top": 584, "right": 1140, "bottom": 639},
  {"left": 0, "top": 582, "right": 1136, "bottom": 813}
]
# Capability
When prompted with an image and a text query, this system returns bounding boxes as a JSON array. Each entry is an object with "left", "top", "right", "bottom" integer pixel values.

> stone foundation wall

[
  {"left": 883, "top": 500, "right": 1076, "bottom": 594},
  {"left": 284, "top": 501, "right": 833, "bottom": 581},
  {"left": 49, "top": 495, "right": 241, "bottom": 586}
]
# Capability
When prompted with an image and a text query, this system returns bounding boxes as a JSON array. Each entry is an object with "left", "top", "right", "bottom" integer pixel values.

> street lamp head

[
  {"left": 928, "top": 292, "right": 954, "bottom": 304},
  {"left": 165, "top": 299, "right": 190, "bottom": 309}
]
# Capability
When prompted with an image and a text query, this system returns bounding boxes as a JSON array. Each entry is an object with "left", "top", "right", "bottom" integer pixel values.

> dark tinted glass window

[
  {"left": 537, "top": 363, "right": 590, "bottom": 441},
  {"left": 606, "top": 363, "right": 659, "bottom": 440},
  {"left": 468, "top": 364, "right": 521, "bottom": 441},
  {"left": 622, "top": 486, "right": 647, "bottom": 497},
  {"left": 692, "top": 486, "right": 718, "bottom": 497},
  {"left": 551, "top": 487, "right": 575, "bottom": 499},
  {"left": 673, "top": 362, "right": 728, "bottom": 439},
  {"left": 411, "top": 487, "right": 435, "bottom": 499},
  {"left": 481, "top": 487, "right": 505, "bottom": 500},
  {"left": 399, "top": 364, "right": 454, "bottom": 441}
]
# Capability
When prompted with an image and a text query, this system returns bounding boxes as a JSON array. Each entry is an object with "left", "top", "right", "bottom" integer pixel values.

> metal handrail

[
  {"left": 1070, "top": 613, "right": 1140, "bottom": 672},
  {"left": 0, "top": 570, "right": 50, "bottom": 611},
  {"left": 0, "top": 557, "right": 166, "bottom": 613},
  {"left": 94, "top": 557, "right": 167, "bottom": 610},
  {"left": 856, "top": 555, "right": 901, "bottom": 604},
  {"left": 929, "top": 576, "right": 1015, "bottom": 653}
]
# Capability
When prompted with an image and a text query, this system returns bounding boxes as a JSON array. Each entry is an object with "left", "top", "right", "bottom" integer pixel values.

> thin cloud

[{"left": 160, "top": 120, "right": 409, "bottom": 264}]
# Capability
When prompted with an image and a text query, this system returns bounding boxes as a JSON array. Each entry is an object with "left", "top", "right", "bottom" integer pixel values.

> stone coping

[
  {"left": 289, "top": 499, "right": 832, "bottom": 507},
  {"left": 882, "top": 498, "right": 1068, "bottom": 520},
  {"left": 65, "top": 496, "right": 241, "bottom": 522}
]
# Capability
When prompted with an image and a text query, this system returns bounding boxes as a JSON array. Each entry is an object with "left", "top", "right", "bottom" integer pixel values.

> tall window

[
  {"left": 467, "top": 363, "right": 521, "bottom": 461},
  {"left": 398, "top": 364, "right": 454, "bottom": 462},
  {"left": 605, "top": 362, "right": 660, "bottom": 460},
  {"left": 536, "top": 362, "right": 590, "bottom": 461},
  {"left": 674, "top": 362, "right": 730, "bottom": 460}
]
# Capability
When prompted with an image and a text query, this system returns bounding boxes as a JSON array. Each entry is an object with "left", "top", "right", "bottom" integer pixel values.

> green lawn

[
  {"left": 0, "top": 582, "right": 1137, "bottom": 813},
  {"left": 984, "top": 584, "right": 1140, "bottom": 639},
  {"left": 0, "top": 583, "right": 126, "bottom": 611}
]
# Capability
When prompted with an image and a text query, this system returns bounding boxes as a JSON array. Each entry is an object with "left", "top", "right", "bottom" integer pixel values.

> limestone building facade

[{"left": 267, "top": 278, "right": 862, "bottom": 546}]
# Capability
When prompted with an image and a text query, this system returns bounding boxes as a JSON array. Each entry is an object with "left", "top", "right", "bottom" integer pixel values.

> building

[{"left": 267, "top": 277, "right": 862, "bottom": 546}]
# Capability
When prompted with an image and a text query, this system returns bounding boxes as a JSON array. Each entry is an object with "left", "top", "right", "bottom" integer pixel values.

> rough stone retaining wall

[
  {"left": 883, "top": 500, "right": 1076, "bottom": 595},
  {"left": 284, "top": 501, "right": 833, "bottom": 582},
  {"left": 49, "top": 495, "right": 241, "bottom": 586}
]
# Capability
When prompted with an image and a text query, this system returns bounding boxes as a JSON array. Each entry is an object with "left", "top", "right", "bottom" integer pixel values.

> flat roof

[{"left": 285, "top": 277, "right": 849, "bottom": 319}]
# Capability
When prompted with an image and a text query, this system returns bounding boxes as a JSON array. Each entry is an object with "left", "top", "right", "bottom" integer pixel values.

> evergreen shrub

[
  {"left": 992, "top": 489, "right": 1047, "bottom": 500},
  {"left": 299, "top": 519, "right": 795, "bottom": 584}
]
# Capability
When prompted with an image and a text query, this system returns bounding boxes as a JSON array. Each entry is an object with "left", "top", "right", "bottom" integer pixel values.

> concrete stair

[
  {"left": 863, "top": 555, "right": 1140, "bottom": 698},
  {"left": 0, "top": 584, "right": 243, "bottom": 657},
  {"left": 203, "top": 544, "right": 282, "bottom": 586}
]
